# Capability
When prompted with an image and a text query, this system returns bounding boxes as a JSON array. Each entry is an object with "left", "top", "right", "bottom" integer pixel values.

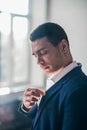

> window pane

[
  {"left": 0, "top": 34, "right": 12, "bottom": 87},
  {"left": 12, "top": 40, "right": 30, "bottom": 83},
  {"left": 0, "top": 0, "right": 28, "bottom": 15},
  {"left": 0, "top": 13, "right": 11, "bottom": 87},
  {"left": 13, "top": 17, "right": 28, "bottom": 40},
  {"left": 13, "top": 17, "right": 29, "bottom": 83},
  {"left": 0, "top": 12, "right": 11, "bottom": 35}
]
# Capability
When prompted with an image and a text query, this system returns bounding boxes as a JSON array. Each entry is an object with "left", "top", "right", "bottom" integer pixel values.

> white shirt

[{"left": 46, "top": 61, "right": 78, "bottom": 90}]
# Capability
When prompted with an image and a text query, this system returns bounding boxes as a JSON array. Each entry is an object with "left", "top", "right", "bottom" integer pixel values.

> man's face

[{"left": 32, "top": 37, "right": 64, "bottom": 75}]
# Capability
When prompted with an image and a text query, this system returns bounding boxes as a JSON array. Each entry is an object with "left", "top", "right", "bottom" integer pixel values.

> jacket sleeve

[{"left": 18, "top": 103, "right": 38, "bottom": 119}]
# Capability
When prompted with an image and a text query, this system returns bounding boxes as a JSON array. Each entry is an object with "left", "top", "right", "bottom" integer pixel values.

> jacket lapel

[{"left": 33, "top": 80, "right": 64, "bottom": 128}]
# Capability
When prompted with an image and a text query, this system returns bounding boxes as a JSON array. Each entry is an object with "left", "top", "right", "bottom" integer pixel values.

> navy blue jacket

[{"left": 19, "top": 65, "right": 87, "bottom": 130}]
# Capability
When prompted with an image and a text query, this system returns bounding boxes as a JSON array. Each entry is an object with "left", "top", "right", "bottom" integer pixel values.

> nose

[{"left": 37, "top": 56, "right": 44, "bottom": 65}]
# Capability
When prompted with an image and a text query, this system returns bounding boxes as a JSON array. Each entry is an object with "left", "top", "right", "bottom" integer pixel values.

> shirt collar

[{"left": 46, "top": 61, "right": 78, "bottom": 90}]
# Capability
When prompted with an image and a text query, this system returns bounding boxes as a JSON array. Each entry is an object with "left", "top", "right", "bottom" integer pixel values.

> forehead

[{"left": 32, "top": 37, "right": 53, "bottom": 53}]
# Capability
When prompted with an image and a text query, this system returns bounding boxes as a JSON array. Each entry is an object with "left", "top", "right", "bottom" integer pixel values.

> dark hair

[{"left": 30, "top": 22, "right": 69, "bottom": 46}]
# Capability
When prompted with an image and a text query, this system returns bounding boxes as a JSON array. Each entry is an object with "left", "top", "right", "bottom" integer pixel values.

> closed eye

[
  {"left": 32, "top": 48, "right": 48, "bottom": 58},
  {"left": 39, "top": 49, "right": 48, "bottom": 56}
]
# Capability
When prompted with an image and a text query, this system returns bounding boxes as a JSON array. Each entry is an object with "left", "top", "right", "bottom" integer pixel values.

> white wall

[{"left": 49, "top": 0, "right": 87, "bottom": 74}]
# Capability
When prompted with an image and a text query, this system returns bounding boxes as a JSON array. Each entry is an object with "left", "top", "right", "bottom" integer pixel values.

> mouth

[{"left": 40, "top": 65, "right": 50, "bottom": 71}]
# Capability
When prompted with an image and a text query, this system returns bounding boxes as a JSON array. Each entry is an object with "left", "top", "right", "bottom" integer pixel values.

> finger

[
  {"left": 35, "top": 88, "right": 45, "bottom": 96},
  {"left": 24, "top": 88, "right": 45, "bottom": 98},
  {"left": 25, "top": 96, "right": 39, "bottom": 102},
  {"left": 30, "top": 101, "right": 36, "bottom": 106},
  {"left": 25, "top": 90, "right": 40, "bottom": 97},
  {"left": 23, "top": 101, "right": 34, "bottom": 109},
  {"left": 28, "top": 88, "right": 45, "bottom": 96}
]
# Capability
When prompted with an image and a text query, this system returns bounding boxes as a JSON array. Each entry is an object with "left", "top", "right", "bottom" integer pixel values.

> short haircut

[{"left": 30, "top": 22, "right": 69, "bottom": 46}]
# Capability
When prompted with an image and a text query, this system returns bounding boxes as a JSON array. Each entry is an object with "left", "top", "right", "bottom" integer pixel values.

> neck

[{"left": 48, "top": 59, "right": 73, "bottom": 76}]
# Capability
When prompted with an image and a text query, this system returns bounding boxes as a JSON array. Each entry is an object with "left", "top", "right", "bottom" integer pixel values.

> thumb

[{"left": 36, "top": 88, "right": 45, "bottom": 96}]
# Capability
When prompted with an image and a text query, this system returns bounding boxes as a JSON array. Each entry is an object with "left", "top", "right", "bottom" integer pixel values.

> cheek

[
  {"left": 50, "top": 53, "right": 62, "bottom": 66},
  {"left": 44, "top": 51, "right": 62, "bottom": 64},
  {"left": 50, "top": 53, "right": 60, "bottom": 61},
  {"left": 46, "top": 55, "right": 58, "bottom": 65}
]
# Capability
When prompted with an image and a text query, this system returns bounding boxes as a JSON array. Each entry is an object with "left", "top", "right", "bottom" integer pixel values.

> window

[{"left": 0, "top": 0, "right": 46, "bottom": 94}]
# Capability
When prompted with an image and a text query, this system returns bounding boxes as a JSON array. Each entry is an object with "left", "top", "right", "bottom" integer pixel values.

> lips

[{"left": 40, "top": 65, "right": 50, "bottom": 70}]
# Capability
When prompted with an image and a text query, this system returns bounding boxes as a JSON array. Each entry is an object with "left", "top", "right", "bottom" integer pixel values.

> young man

[{"left": 19, "top": 22, "right": 87, "bottom": 130}]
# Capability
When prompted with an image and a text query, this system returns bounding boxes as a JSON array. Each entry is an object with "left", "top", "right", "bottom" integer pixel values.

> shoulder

[{"left": 58, "top": 67, "right": 87, "bottom": 105}]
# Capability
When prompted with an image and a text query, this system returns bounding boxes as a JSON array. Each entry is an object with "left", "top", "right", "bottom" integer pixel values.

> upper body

[{"left": 19, "top": 22, "right": 87, "bottom": 130}]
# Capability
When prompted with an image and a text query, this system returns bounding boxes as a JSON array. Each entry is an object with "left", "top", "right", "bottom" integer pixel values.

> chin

[
  {"left": 42, "top": 69, "right": 50, "bottom": 74},
  {"left": 41, "top": 66, "right": 54, "bottom": 75},
  {"left": 44, "top": 70, "right": 53, "bottom": 75}
]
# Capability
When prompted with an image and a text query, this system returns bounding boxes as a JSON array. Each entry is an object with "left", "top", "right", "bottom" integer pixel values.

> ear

[{"left": 58, "top": 39, "right": 69, "bottom": 54}]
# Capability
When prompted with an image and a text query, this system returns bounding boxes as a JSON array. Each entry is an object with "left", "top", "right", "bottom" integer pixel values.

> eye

[{"left": 40, "top": 49, "right": 47, "bottom": 55}]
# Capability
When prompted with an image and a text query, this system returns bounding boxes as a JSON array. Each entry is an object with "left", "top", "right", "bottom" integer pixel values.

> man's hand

[{"left": 22, "top": 88, "right": 45, "bottom": 110}]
